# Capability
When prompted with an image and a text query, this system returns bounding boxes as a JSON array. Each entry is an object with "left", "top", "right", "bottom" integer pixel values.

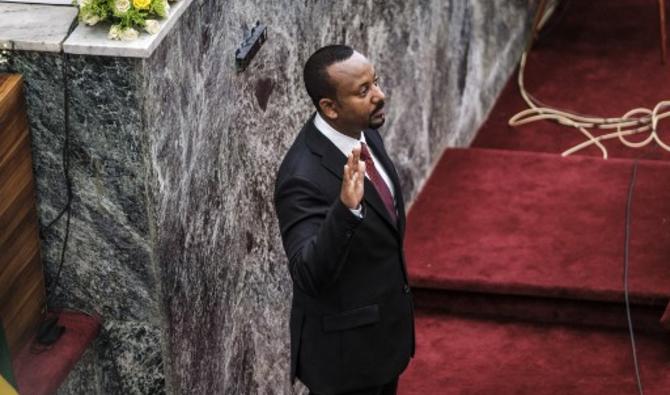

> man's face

[{"left": 324, "top": 52, "right": 386, "bottom": 133}]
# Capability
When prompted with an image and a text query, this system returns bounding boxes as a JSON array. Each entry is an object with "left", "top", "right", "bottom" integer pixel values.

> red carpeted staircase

[{"left": 398, "top": 0, "right": 670, "bottom": 393}]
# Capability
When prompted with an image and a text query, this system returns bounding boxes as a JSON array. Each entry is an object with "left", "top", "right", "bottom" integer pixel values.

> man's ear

[{"left": 319, "top": 98, "right": 338, "bottom": 120}]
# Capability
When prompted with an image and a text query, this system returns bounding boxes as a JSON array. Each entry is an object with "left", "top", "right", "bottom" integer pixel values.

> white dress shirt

[{"left": 313, "top": 112, "right": 396, "bottom": 217}]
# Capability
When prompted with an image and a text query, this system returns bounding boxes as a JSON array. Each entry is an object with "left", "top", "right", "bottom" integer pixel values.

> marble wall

[
  {"left": 2, "top": 0, "right": 535, "bottom": 393},
  {"left": 1, "top": 51, "right": 166, "bottom": 393}
]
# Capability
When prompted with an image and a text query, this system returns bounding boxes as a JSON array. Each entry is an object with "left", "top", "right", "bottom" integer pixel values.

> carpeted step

[
  {"left": 398, "top": 310, "right": 670, "bottom": 395},
  {"left": 411, "top": 288, "right": 666, "bottom": 333},
  {"left": 405, "top": 148, "right": 670, "bottom": 328}
]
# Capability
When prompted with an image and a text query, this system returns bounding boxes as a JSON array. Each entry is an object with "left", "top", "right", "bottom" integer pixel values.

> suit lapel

[
  {"left": 305, "top": 117, "right": 399, "bottom": 233},
  {"left": 305, "top": 114, "right": 345, "bottom": 181}
]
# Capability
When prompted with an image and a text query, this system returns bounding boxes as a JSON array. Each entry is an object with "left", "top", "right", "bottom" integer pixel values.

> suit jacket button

[{"left": 403, "top": 284, "right": 410, "bottom": 294}]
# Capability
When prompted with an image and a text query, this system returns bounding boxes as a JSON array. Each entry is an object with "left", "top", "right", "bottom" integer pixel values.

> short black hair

[{"left": 303, "top": 45, "right": 355, "bottom": 110}]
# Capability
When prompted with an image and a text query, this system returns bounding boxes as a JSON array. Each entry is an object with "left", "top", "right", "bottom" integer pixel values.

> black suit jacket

[{"left": 274, "top": 114, "right": 415, "bottom": 394}]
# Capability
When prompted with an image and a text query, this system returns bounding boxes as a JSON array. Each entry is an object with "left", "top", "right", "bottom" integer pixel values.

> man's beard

[
  {"left": 369, "top": 116, "right": 385, "bottom": 129},
  {"left": 369, "top": 102, "right": 386, "bottom": 129}
]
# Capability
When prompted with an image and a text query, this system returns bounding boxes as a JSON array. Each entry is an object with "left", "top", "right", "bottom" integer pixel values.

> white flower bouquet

[{"left": 75, "top": 0, "right": 178, "bottom": 41}]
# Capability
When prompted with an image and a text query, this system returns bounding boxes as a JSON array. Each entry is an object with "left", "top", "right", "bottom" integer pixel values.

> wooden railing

[{"left": 0, "top": 74, "right": 46, "bottom": 356}]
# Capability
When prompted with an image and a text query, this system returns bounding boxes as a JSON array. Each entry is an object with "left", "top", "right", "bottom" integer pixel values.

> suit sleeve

[{"left": 275, "top": 175, "right": 362, "bottom": 297}]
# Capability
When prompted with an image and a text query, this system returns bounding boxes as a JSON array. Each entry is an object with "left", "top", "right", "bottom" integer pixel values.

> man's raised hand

[{"left": 340, "top": 145, "right": 366, "bottom": 209}]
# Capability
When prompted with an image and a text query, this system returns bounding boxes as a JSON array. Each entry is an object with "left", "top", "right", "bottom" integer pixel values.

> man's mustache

[{"left": 372, "top": 101, "right": 385, "bottom": 115}]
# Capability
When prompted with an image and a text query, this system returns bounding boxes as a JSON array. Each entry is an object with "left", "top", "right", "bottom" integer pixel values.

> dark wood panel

[
  {"left": 0, "top": 179, "right": 33, "bottom": 248},
  {"left": 0, "top": 133, "right": 33, "bottom": 230},
  {"left": 0, "top": 74, "right": 46, "bottom": 356},
  {"left": 0, "top": 218, "right": 40, "bottom": 304},
  {"left": 0, "top": 243, "right": 41, "bottom": 332},
  {"left": 3, "top": 269, "right": 46, "bottom": 354},
  {"left": 0, "top": 134, "right": 32, "bottom": 222},
  {"left": 0, "top": 75, "right": 23, "bottom": 135},
  {"left": 0, "top": 111, "right": 28, "bottom": 166}
]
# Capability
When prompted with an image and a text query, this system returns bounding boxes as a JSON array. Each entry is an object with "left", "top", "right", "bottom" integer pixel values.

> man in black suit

[{"left": 274, "top": 45, "right": 414, "bottom": 395}]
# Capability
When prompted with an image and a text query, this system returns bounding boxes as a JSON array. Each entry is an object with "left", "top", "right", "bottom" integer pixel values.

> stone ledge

[
  {"left": 63, "top": 0, "right": 194, "bottom": 58},
  {"left": 0, "top": 3, "right": 78, "bottom": 53}
]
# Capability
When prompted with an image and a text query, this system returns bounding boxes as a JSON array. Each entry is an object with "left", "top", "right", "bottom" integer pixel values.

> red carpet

[
  {"left": 12, "top": 311, "right": 101, "bottom": 395},
  {"left": 406, "top": 148, "right": 670, "bottom": 304},
  {"left": 400, "top": 0, "right": 670, "bottom": 393},
  {"left": 399, "top": 312, "right": 670, "bottom": 395}
]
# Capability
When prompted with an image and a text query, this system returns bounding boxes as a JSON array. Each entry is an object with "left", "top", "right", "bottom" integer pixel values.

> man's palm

[{"left": 341, "top": 146, "right": 366, "bottom": 209}]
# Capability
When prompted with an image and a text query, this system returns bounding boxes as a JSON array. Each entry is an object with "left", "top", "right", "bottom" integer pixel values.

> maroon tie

[{"left": 360, "top": 142, "right": 397, "bottom": 223}]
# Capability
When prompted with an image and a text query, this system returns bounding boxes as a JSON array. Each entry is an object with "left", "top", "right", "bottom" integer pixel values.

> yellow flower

[{"left": 133, "top": 0, "right": 151, "bottom": 9}]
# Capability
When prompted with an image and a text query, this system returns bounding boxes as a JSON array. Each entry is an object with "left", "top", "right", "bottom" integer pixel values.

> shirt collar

[{"left": 313, "top": 112, "right": 366, "bottom": 157}]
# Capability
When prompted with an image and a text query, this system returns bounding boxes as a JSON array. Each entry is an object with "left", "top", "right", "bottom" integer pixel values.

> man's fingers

[
  {"left": 344, "top": 149, "right": 366, "bottom": 197},
  {"left": 352, "top": 146, "right": 361, "bottom": 164},
  {"left": 347, "top": 152, "right": 357, "bottom": 174},
  {"left": 344, "top": 164, "right": 352, "bottom": 181},
  {"left": 341, "top": 151, "right": 365, "bottom": 209}
]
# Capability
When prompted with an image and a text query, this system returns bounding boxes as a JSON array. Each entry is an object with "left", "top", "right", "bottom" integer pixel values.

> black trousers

[{"left": 309, "top": 377, "right": 398, "bottom": 395}]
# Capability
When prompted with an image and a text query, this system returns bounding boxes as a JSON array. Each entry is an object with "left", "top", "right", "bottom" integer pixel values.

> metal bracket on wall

[{"left": 235, "top": 21, "right": 267, "bottom": 72}]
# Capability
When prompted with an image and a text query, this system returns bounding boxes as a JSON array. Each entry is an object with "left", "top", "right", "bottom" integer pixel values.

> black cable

[
  {"left": 3, "top": 42, "right": 70, "bottom": 239},
  {"left": 45, "top": 49, "right": 74, "bottom": 305},
  {"left": 41, "top": 197, "right": 70, "bottom": 233},
  {"left": 41, "top": 15, "right": 79, "bottom": 309},
  {"left": 623, "top": 159, "right": 643, "bottom": 395},
  {"left": 4, "top": 39, "right": 74, "bottom": 346},
  {"left": 31, "top": 40, "right": 77, "bottom": 347},
  {"left": 527, "top": 3, "right": 654, "bottom": 392}
]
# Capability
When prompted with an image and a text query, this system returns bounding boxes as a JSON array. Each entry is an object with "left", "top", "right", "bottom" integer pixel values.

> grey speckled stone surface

[
  {"left": 2, "top": 0, "right": 535, "bottom": 393},
  {"left": 0, "top": 3, "right": 78, "bottom": 52},
  {"left": 1, "top": 52, "right": 166, "bottom": 393}
]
